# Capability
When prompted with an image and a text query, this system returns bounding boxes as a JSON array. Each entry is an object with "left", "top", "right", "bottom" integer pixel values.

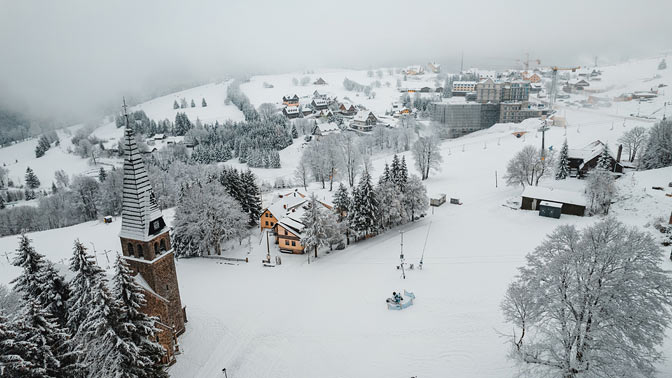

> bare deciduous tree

[
  {"left": 502, "top": 219, "right": 672, "bottom": 378},
  {"left": 504, "top": 145, "right": 554, "bottom": 187},
  {"left": 618, "top": 126, "right": 648, "bottom": 162},
  {"left": 412, "top": 136, "right": 442, "bottom": 180}
]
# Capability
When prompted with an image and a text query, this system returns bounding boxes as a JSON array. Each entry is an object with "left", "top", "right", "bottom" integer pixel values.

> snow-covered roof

[
  {"left": 312, "top": 98, "right": 327, "bottom": 106},
  {"left": 316, "top": 122, "right": 340, "bottom": 134},
  {"left": 568, "top": 140, "right": 614, "bottom": 162},
  {"left": 266, "top": 194, "right": 307, "bottom": 220},
  {"left": 353, "top": 110, "right": 375, "bottom": 122},
  {"left": 539, "top": 201, "right": 563, "bottom": 208},
  {"left": 134, "top": 272, "right": 169, "bottom": 303},
  {"left": 521, "top": 186, "right": 586, "bottom": 207},
  {"left": 284, "top": 106, "right": 300, "bottom": 114},
  {"left": 453, "top": 81, "right": 477, "bottom": 86}
]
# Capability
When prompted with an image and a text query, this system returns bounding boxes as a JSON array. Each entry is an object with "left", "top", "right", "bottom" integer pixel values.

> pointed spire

[{"left": 119, "top": 99, "right": 165, "bottom": 242}]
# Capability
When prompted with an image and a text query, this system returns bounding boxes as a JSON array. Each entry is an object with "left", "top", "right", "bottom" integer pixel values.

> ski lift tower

[
  {"left": 539, "top": 120, "right": 550, "bottom": 161},
  {"left": 549, "top": 66, "right": 580, "bottom": 108},
  {"left": 399, "top": 231, "right": 406, "bottom": 279}
]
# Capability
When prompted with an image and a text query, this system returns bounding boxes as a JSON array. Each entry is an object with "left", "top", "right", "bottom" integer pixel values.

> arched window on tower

[
  {"left": 137, "top": 244, "right": 144, "bottom": 259},
  {"left": 154, "top": 242, "right": 159, "bottom": 255},
  {"left": 160, "top": 239, "right": 166, "bottom": 252},
  {"left": 127, "top": 243, "right": 134, "bottom": 257}
]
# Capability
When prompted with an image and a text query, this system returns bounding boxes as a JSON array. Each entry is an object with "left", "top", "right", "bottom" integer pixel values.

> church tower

[{"left": 118, "top": 101, "right": 186, "bottom": 364}]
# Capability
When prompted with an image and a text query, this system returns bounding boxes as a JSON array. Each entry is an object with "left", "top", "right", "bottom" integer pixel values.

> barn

[
  {"left": 568, "top": 140, "right": 623, "bottom": 177},
  {"left": 521, "top": 186, "right": 586, "bottom": 216}
]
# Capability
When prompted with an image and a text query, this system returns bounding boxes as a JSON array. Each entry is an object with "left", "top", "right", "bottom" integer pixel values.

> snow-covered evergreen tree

[
  {"left": 398, "top": 156, "right": 408, "bottom": 189},
  {"left": 641, "top": 119, "right": 672, "bottom": 169},
  {"left": 11, "top": 233, "right": 70, "bottom": 328},
  {"left": 201, "top": 98, "right": 207, "bottom": 107},
  {"left": 379, "top": 163, "right": 391, "bottom": 185},
  {"left": 190, "top": 99, "right": 195, "bottom": 108},
  {"left": 241, "top": 169, "right": 262, "bottom": 226},
  {"left": 348, "top": 170, "right": 378, "bottom": 237},
  {"left": 25, "top": 167, "right": 40, "bottom": 189},
  {"left": 66, "top": 240, "right": 122, "bottom": 376},
  {"left": 172, "top": 100, "right": 179, "bottom": 110},
  {"left": 333, "top": 183, "right": 350, "bottom": 221},
  {"left": 291, "top": 124, "right": 298, "bottom": 138},
  {"left": 555, "top": 139, "right": 570, "bottom": 179},
  {"left": 0, "top": 311, "right": 41, "bottom": 377},
  {"left": 98, "top": 167, "right": 107, "bottom": 183},
  {"left": 15, "top": 299, "right": 76, "bottom": 377},
  {"left": 112, "top": 257, "right": 168, "bottom": 378},
  {"left": 596, "top": 143, "right": 612, "bottom": 171},
  {"left": 0, "top": 194, "right": 5, "bottom": 209},
  {"left": 301, "top": 194, "right": 329, "bottom": 258},
  {"left": 659, "top": 58, "right": 667, "bottom": 70}
]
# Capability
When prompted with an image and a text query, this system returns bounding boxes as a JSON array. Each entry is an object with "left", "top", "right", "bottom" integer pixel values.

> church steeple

[
  {"left": 119, "top": 99, "right": 166, "bottom": 242},
  {"left": 117, "top": 99, "right": 186, "bottom": 365}
]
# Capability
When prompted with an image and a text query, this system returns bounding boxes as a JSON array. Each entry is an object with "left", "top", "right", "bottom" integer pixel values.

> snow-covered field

[{"left": 1, "top": 56, "right": 672, "bottom": 377}]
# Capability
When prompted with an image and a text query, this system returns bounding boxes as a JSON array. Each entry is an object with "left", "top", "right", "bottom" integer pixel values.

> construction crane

[
  {"left": 549, "top": 66, "right": 581, "bottom": 108},
  {"left": 517, "top": 52, "right": 541, "bottom": 71}
]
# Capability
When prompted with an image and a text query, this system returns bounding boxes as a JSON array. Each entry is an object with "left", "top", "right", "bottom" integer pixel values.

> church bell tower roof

[{"left": 119, "top": 100, "right": 166, "bottom": 242}]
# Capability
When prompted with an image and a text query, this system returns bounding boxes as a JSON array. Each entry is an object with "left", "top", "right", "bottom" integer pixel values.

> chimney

[{"left": 616, "top": 144, "right": 623, "bottom": 162}]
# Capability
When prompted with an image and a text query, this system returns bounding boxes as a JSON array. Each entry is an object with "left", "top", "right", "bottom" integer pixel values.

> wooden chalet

[
  {"left": 312, "top": 122, "right": 341, "bottom": 137},
  {"left": 568, "top": 140, "right": 623, "bottom": 177},
  {"left": 282, "top": 106, "right": 300, "bottom": 119},
  {"left": 282, "top": 94, "right": 300, "bottom": 106},
  {"left": 338, "top": 102, "right": 357, "bottom": 115},
  {"left": 311, "top": 98, "right": 328, "bottom": 110},
  {"left": 313, "top": 77, "right": 328, "bottom": 85},
  {"left": 351, "top": 111, "right": 378, "bottom": 132}
]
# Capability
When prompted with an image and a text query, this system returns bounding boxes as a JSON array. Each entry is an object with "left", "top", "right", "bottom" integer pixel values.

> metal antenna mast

[{"left": 399, "top": 231, "right": 405, "bottom": 279}]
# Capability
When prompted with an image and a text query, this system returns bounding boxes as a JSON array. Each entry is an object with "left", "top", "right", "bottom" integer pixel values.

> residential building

[
  {"left": 338, "top": 102, "right": 357, "bottom": 115},
  {"left": 283, "top": 106, "right": 300, "bottom": 119},
  {"left": 499, "top": 101, "right": 547, "bottom": 123},
  {"left": 312, "top": 122, "right": 341, "bottom": 137},
  {"left": 501, "top": 81, "right": 530, "bottom": 102},
  {"left": 282, "top": 94, "right": 300, "bottom": 106},
  {"left": 351, "top": 111, "right": 378, "bottom": 132},
  {"left": 475, "top": 78, "right": 502, "bottom": 103},
  {"left": 568, "top": 140, "right": 624, "bottom": 177},
  {"left": 311, "top": 98, "right": 328, "bottom": 110},
  {"left": 452, "top": 81, "right": 478, "bottom": 95},
  {"left": 313, "top": 77, "right": 327, "bottom": 85},
  {"left": 429, "top": 102, "right": 499, "bottom": 138},
  {"left": 428, "top": 62, "right": 441, "bottom": 73},
  {"left": 260, "top": 191, "right": 306, "bottom": 231}
]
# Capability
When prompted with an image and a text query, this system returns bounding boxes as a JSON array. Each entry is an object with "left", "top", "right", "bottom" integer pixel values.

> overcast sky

[{"left": 1, "top": 0, "right": 671, "bottom": 122}]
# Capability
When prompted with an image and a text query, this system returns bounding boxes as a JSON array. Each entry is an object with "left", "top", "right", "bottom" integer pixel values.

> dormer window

[{"left": 153, "top": 220, "right": 160, "bottom": 230}]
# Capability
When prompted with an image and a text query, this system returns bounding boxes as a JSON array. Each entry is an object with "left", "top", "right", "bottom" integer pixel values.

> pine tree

[
  {"left": 37, "top": 262, "right": 70, "bottom": 329},
  {"left": 201, "top": 98, "right": 207, "bottom": 107},
  {"left": 11, "top": 234, "right": 46, "bottom": 304},
  {"left": 98, "top": 167, "right": 107, "bottom": 183},
  {"left": 241, "top": 170, "right": 262, "bottom": 226},
  {"left": 399, "top": 156, "right": 408, "bottom": 189},
  {"left": 190, "top": 99, "right": 196, "bottom": 108},
  {"left": 25, "top": 167, "right": 40, "bottom": 189},
  {"left": 0, "top": 194, "right": 4, "bottom": 209},
  {"left": 597, "top": 143, "right": 612, "bottom": 171},
  {"left": 301, "top": 194, "right": 329, "bottom": 258},
  {"left": 659, "top": 59, "right": 667, "bottom": 70},
  {"left": 333, "top": 183, "right": 350, "bottom": 221},
  {"left": 555, "top": 139, "right": 570, "bottom": 179},
  {"left": 15, "top": 299, "right": 75, "bottom": 377},
  {"left": 379, "top": 164, "right": 390, "bottom": 185},
  {"left": 173, "top": 100, "right": 179, "bottom": 110},
  {"left": 112, "top": 257, "right": 168, "bottom": 378},
  {"left": 291, "top": 124, "right": 298, "bottom": 138},
  {"left": 390, "top": 155, "right": 400, "bottom": 183},
  {"left": 67, "top": 240, "right": 123, "bottom": 376},
  {"left": 349, "top": 170, "right": 379, "bottom": 237},
  {"left": 51, "top": 182, "right": 58, "bottom": 194},
  {"left": 0, "top": 312, "right": 41, "bottom": 377}
]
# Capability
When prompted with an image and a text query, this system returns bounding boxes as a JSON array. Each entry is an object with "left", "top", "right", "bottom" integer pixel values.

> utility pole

[
  {"left": 399, "top": 231, "right": 406, "bottom": 280},
  {"left": 495, "top": 170, "right": 498, "bottom": 188},
  {"left": 265, "top": 231, "right": 270, "bottom": 263},
  {"left": 539, "top": 120, "right": 550, "bottom": 161},
  {"left": 460, "top": 51, "right": 464, "bottom": 74}
]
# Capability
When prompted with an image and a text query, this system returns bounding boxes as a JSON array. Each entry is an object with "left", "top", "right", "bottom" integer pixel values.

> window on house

[
  {"left": 285, "top": 240, "right": 289, "bottom": 245},
  {"left": 137, "top": 244, "right": 144, "bottom": 259},
  {"left": 160, "top": 239, "right": 166, "bottom": 251},
  {"left": 154, "top": 242, "right": 159, "bottom": 255},
  {"left": 291, "top": 241, "right": 296, "bottom": 246},
  {"left": 127, "top": 243, "right": 134, "bottom": 256},
  {"left": 265, "top": 221, "right": 269, "bottom": 226}
]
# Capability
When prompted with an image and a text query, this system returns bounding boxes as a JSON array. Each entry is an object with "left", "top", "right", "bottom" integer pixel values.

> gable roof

[
  {"left": 353, "top": 110, "right": 376, "bottom": 122},
  {"left": 521, "top": 186, "right": 587, "bottom": 207}
]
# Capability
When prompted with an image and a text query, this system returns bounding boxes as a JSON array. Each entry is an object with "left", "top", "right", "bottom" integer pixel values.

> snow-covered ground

[{"left": 1, "top": 56, "right": 672, "bottom": 377}]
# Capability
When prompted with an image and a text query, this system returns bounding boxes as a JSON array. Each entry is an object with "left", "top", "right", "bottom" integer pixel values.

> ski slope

[{"left": 1, "top": 56, "right": 672, "bottom": 377}]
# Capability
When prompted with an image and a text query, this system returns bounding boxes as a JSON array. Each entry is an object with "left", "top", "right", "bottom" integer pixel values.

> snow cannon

[{"left": 386, "top": 290, "right": 415, "bottom": 310}]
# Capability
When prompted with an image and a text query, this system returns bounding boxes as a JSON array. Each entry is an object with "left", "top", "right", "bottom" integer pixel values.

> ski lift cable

[{"left": 419, "top": 221, "right": 432, "bottom": 266}]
